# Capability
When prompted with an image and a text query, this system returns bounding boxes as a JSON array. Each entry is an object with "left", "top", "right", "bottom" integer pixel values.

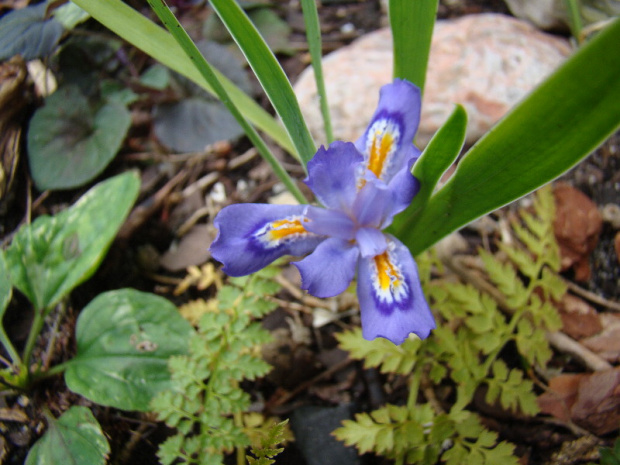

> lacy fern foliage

[
  {"left": 246, "top": 419, "right": 289, "bottom": 465},
  {"left": 151, "top": 267, "right": 283, "bottom": 465},
  {"left": 336, "top": 186, "right": 563, "bottom": 464}
]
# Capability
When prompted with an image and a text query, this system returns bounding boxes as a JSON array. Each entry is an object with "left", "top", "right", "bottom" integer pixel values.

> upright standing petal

[
  {"left": 357, "top": 235, "right": 435, "bottom": 344},
  {"left": 210, "top": 204, "right": 324, "bottom": 276},
  {"left": 352, "top": 176, "right": 397, "bottom": 229},
  {"left": 304, "top": 206, "right": 356, "bottom": 240},
  {"left": 294, "top": 237, "right": 359, "bottom": 298},
  {"left": 354, "top": 79, "right": 422, "bottom": 184},
  {"left": 304, "top": 141, "right": 364, "bottom": 212},
  {"left": 387, "top": 152, "right": 421, "bottom": 215}
]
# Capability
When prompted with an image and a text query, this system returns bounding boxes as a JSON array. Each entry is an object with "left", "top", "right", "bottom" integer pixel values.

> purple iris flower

[{"left": 210, "top": 79, "right": 435, "bottom": 344}]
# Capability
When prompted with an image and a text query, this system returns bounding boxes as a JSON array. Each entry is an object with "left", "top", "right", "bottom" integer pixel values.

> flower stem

[
  {"left": 0, "top": 327, "right": 21, "bottom": 368},
  {"left": 406, "top": 366, "right": 422, "bottom": 411},
  {"left": 22, "top": 308, "right": 46, "bottom": 382}
]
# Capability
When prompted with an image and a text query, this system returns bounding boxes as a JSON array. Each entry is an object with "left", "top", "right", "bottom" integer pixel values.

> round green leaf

[
  {"left": 25, "top": 406, "right": 110, "bottom": 465},
  {"left": 0, "top": 3, "right": 64, "bottom": 61},
  {"left": 65, "top": 289, "right": 194, "bottom": 411},
  {"left": 27, "top": 85, "right": 131, "bottom": 190},
  {"left": 5, "top": 172, "right": 140, "bottom": 310}
]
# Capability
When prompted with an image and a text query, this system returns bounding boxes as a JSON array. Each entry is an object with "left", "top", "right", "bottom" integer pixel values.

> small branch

[
  {"left": 563, "top": 278, "right": 620, "bottom": 312},
  {"left": 268, "top": 358, "right": 353, "bottom": 409},
  {"left": 546, "top": 331, "right": 612, "bottom": 372},
  {"left": 117, "top": 168, "right": 189, "bottom": 240}
]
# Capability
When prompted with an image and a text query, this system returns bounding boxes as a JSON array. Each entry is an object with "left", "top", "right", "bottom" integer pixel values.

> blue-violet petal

[
  {"left": 357, "top": 235, "right": 435, "bottom": 344},
  {"left": 210, "top": 204, "right": 324, "bottom": 276},
  {"left": 294, "top": 237, "right": 359, "bottom": 298}
]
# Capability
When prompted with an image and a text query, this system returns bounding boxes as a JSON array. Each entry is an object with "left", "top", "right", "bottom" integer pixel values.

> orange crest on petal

[
  {"left": 371, "top": 247, "right": 409, "bottom": 305},
  {"left": 364, "top": 119, "right": 400, "bottom": 181},
  {"left": 256, "top": 216, "right": 311, "bottom": 248}
]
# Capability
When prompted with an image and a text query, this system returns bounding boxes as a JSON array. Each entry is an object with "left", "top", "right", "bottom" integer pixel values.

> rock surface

[
  {"left": 294, "top": 13, "right": 572, "bottom": 147},
  {"left": 503, "top": 0, "right": 620, "bottom": 31}
]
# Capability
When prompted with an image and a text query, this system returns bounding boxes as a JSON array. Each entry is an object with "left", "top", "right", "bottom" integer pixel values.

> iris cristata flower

[{"left": 210, "top": 79, "right": 435, "bottom": 344}]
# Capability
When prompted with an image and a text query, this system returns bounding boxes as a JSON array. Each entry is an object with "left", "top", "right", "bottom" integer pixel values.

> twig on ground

[
  {"left": 176, "top": 206, "right": 212, "bottom": 237},
  {"left": 113, "top": 421, "right": 155, "bottom": 465},
  {"left": 227, "top": 147, "right": 258, "bottom": 170},
  {"left": 117, "top": 169, "right": 188, "bottom": 240},
  {"left": 563, "top": 278, "right": 620, "bottom": 312},
  {"left": 268, "top": 357, "right": 354, "bottom": 410},
  {"left": 546, "top": 331, "right": 612, "bottom": 371},
  {"left": 274, "top": 274, "right": 327, "bottom": 309}
]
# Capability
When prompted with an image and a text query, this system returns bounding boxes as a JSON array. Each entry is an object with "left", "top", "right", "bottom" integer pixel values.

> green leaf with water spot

[
  {"left": 5, "top": 172, "right": 139, "bottom": 310},
  {"left": 64, "top": 289, "right": 194, "bottom": 411}
]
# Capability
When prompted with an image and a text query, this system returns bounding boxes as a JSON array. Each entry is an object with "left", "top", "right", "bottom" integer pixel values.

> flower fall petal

[
  {"left": 357, "top": 235, "right": 435, "bottom": 344},
  {"left": 210, "top": 204, "right": 324, "bottom": 276}
]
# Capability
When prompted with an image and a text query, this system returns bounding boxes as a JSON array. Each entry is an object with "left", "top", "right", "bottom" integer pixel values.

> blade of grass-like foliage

[
  {"left": 300, "top": 0, "right": 333, "bottom": 144},
  {"left": 399, "top": 18, "right": 620, "bottom": 255},
  {"left": 392, "top": 104, "right": 467, "bottom": 232},
  {"left": 146, "top": 0, "right": 306, "bottom": 204},
  {"left": 564, "top": 0, "right": 584, "bottom": 42},
  {"left": 209, "top": 0, "right": 316, "bottom": 167},
  {"left": 70, "top": 0, "right": 295, "bottom": 156},
  {"left": 389, "top": 0, "right": 438, "bottom": 94}
]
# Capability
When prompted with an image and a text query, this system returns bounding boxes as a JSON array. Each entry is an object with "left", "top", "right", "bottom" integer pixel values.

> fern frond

[
  {"left": 152, "top": 269, "right": 285, "bottom": 464},
  {"left": 336, "top": 328, "right": 422, "bottom": 375}
]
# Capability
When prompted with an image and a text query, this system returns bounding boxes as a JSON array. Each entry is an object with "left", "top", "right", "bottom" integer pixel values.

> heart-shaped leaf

[
  {"left": 64, "top": 289, "right": 194, "bottom": 411},
  {"left": 25, "top": 406, "right": 110, "bottom": 465},
  {"left": 5, "top": 172, "right": 140, "bottom": 310},
  {"left": 0, "top": 3, "right": 64, "bottom": 61},
  {"left": 152, "top": 40, "right": 250, "bottom": 152},
  {"left": 27, "top": 85, "right": 131, "bottom": 190},
  {"left": 153, "top": 97, "right": 243, "bottom": 152}
]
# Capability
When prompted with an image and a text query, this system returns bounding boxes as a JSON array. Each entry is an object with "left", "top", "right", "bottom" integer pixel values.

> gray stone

[
  {"left": 503, "top": 0, "right": 620, "bottom": 31},
  {"left": 294, "top": 13, "right": 572, "bottom": 148}
]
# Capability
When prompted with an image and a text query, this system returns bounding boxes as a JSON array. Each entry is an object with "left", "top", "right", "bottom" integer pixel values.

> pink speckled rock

[{"left": 293, "top": 14, "right": 572, "bottom": 147}]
